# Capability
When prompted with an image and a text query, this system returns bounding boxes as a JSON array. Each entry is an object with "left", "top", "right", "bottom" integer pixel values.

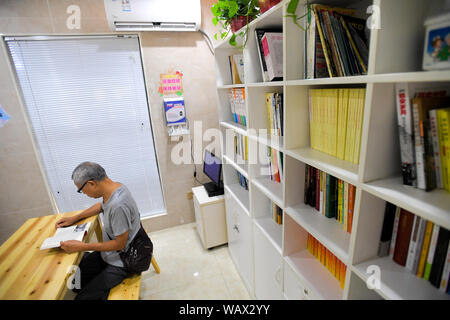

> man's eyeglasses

[{"left": 77, "top": 180, "right": 91, "bottom": 193}]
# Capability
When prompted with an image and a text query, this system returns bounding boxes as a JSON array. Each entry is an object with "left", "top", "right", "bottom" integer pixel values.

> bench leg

[{"left": 151, "top": 256, "right": 160, "bottom": 274}]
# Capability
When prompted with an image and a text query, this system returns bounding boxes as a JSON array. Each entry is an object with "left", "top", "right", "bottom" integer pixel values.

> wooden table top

[{"left": 0, "top": 211, "right": 99, "bottom": 300}]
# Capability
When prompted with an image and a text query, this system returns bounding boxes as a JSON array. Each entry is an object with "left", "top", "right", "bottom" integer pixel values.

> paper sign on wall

[
  {"left": 0, "top": 105, "right": 11, "bottom": 128},
  {"left": 158, "top": 70, "right": 183, "bottom": 96}
]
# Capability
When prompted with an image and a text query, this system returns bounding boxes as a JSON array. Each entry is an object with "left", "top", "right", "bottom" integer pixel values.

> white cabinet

[
  {"left": 284, "top": 260, "right": 318, "bottom": 300},
  {"left": 192, "top": 186, "right": 227, "bottom": 249},
  {"left": 225, "top": 188, "right": 254, "bottom": 295},
  {"left": 253, "top": 222, "right": 284, "bottom": 300}
]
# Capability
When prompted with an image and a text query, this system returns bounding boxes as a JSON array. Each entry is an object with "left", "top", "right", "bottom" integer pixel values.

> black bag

[{"left": 119, "top": 224, "right": 153, "bottom": 274}]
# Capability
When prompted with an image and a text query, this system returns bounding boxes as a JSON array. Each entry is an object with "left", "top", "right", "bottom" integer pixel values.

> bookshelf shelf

[
  {"left": 215, "top": 0, "right": 450, "bottom": 300},
  {"left": 361, "top": 176, "right": 450, "bottom": 231},
  {"left": 252, "top": 177, "right": 283, "bottom": 208},
  {"left": 285, "top": 204, "right": 351, "bottom": 264},
  {"left": 219, "top": 121, "right": 247, "bottom": 136},
  {"left": 254, "top": 217, "right": 283, "bottom": 254},
  {"left": 223, "top": 155, "right": 249, "bottom": 179},
  {"left": 284, "top": 147, "right": 359, "bottom": 185},
  {"left": 248, "top": 134, "right": 285, "bottom": 152},
  {"left": 285, "top": 250, "right": 343, "bottom": 300},
  {"left": 353, "top": 256, "right": 450, "bottom": 300}
]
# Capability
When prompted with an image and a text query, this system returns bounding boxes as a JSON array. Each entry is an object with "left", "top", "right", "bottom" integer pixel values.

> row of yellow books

[
  {"left": 309, "top": 88, "right": 365, "bottom": 164},
  {"left": 272, "top": 201, "right": 283, "bottom": 225},
  {"left": 307, "top": 233, "right": 347, "bottom": 289}
]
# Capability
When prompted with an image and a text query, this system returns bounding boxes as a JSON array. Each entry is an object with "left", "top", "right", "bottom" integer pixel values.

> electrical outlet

[{"left": 187, "top": 191, "right": 193, "bottom": 200}]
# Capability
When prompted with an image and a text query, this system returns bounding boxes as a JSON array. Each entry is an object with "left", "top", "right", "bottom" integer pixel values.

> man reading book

[{"left": 55, "top": 161, "right": 141, "bottom": 300}]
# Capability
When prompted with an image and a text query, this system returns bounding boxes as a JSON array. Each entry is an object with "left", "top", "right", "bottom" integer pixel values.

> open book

[{"left": 40, "top": 222, "right": 91, "bottom": 250}]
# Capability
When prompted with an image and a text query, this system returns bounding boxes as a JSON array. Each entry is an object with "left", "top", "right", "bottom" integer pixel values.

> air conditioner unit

[{"left": 104, "top": 0, "right": 201, "bottom": 32}]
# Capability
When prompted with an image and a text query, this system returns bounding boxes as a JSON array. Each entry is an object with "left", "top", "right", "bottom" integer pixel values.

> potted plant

[
  {"left": 258, "top": 0, "right": 281, "bottom": 15},
  {"left": 211, "top": 0, "right": 260, "bottom": 48}
]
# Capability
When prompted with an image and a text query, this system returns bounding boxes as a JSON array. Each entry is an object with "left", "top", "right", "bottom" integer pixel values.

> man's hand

[
  {"left": 55, "top": 216, "right": 78, "bottom": 229},
  {"left": 60, "top": 240, "right": 85, "bottom": 254}
]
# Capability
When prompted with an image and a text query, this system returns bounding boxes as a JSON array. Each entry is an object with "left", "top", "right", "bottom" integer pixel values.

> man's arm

[
  {"left": 55, "top": 202, "right": 103, "bottom": 228},
  {"left": 60, "top": 231, "right": 128, "bottom": 254}
]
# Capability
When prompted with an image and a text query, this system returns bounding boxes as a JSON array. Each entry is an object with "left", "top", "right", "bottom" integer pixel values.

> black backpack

[{"left": 119, "top": 224, "right": 153, "bottom": 274}]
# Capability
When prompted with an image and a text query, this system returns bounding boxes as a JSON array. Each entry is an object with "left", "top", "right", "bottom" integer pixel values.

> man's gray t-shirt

[{"left": 100, "top": 184, "right": 140, "bottom": 267}]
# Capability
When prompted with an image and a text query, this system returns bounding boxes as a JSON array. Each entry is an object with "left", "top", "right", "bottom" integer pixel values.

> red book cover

[
  {"left": 347, "top": 185, "right": 355, "bottom": 233},
  {"left": 315, "top": 168, "right": 320, "bottom": 211},
  {"left": 393, "top": 209, "right": 415, "bottom": 266}
]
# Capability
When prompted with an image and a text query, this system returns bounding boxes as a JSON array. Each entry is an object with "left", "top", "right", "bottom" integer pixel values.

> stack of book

[
  {"left": 304, "top": 164, "right": 355, "bottom": 234},
  {"left": 307, "top": 233, "right": 347, "bottom": 289},
  {"left": 265, "top": 146, "right": 283, "bottom": 183},
  {"left": 272, "top": 201, "right": 283, "bottom": 225},
  {"left": 255, "top": 29, "right": 283, "bottom": 82},
  {"left": 266, "top": 92, "right": 284, "bottom": 136},
  {"left": 228, "top": 54, "right": 245, "bottom": 84},
  {"left": 233, "top": 131, "right": 248, "bottom": 164},
  {"left": 395, "top": 83, "right": 450, "bottom": 192},
  {"left": 228, "top": 88, "right": 247, "bottom": 126},
  {"left": 305, "top": 4, "right": 369, "bottom": 79},
  {"left": 378, "top": 202, "right": 450, "bottom": 294},
  {"left": 309, "top": 88, "right": 365, "bottom": 164},
  {"left": 237, "top": 172, "right": 248, "bottom": 191}
]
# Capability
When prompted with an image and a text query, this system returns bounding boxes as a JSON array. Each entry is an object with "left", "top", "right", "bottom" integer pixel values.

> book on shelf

[
  {"left": 229, "top": 54, "right": 244, "bottom": 84},
  {"left": 309, "top": 88, "right": 365, "bottom": 164},
  {"left": 233, "top": 131, "right": 248, "bottom": 163},
  {"left": 266, "top": 146, "right": 283, "bottom": 184},
  {"left": 307, "top": 233, "right": 347, "bottom": 289},
  {"left": 416, "top": 220, "right": 434, "bottom": 278},
  {"left": 412, "top": 96, "right": 450, "bottom": 191},
  {"left": 437, "top": 108, "right": 450, "bottom": 191},
  {"left": 265, "top": 92, "right": 284, "bottom": 136},
  {"left": 304, "top": 164, "right": 355, "bottom": 234},
  {"left": 389, "top": 206, "right": 401, "bottom": 258},
  {"left": 405, "top": 215, "right": 422, "bottom": 271},
  {"left": 429, "top": 227, "right": 450, "bottom": 288},
  {"left": 272, "top": 201, "right": 283, "bottom": 225},
  {"left": 305, "top": 3, "right": 368, "bottom": 79},
  {"left": 393, "top": 209, "right": 415, "bottom": 267},
  {"left": 440, "top": 244, "right": 450, "bottom": 292},
  {"left": 228, "top": 88, "right": 247, "bottom": 126},
  {"left": 377, "top": 202, "right": 397, "bottom": 257},
  {"left": 237, "top": 171, "right": 248, "bottom": 191},
  {"left": 255, "top": 28, "right": 281, "bottom": 82},
  {"left": 261, "top": 32, "right": 283, "bottom": 81}
]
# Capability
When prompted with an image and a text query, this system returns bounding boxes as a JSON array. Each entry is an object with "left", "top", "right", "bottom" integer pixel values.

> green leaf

[
  {"left": 221, "top": 32, "right": 228, "bottom": 39},
  {"left": 214, "top": 33, "right": 218, "bottom": 40},
  {"left": 212, "top": 17, "right": 218, "bottom": 26},
  {"left": 286, "top": 0, "right": 299, "bottom": 14},
  {"left": 229, "top": 34, "right": 236, "bottom": 46}
]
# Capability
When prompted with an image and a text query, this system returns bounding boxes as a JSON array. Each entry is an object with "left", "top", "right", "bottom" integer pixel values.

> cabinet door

[
  {"left": 225, "top": 190, "right": 254, "bottom": 294},
  {"left": 193, "top": 196, "right": 205, "bottom": 248},
  {"left": 253, "top": 223, "right": 283, "bottom": 300},
  {"left": 283, "top": 261, "right": 319, "bottom": 300}
]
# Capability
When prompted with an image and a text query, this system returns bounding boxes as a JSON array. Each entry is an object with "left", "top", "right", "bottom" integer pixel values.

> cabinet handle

[
  {"left": 275, "top": 267, "right": 281, "bottom": 284},
  {"left": 303, "top": 288, "right": 309, "bottom": 296},
  {"left": 233, "top": 225, "right": 240, "bottom": 233}
]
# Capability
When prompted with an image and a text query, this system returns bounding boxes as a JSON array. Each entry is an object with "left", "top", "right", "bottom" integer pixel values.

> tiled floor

[
  {"left": 140, "top": 223, "right": 251, "bottom": 300},
  {"left": 65, "top": 222, "right": 252, "bottom": 300}
]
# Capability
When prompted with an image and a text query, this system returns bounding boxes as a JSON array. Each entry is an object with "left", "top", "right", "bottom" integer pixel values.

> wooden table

[{"left": 0, "top": 211, "right": 101, "bottom": 300}]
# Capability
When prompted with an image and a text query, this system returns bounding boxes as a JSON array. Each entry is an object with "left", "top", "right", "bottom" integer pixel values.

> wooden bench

[{"left": 108, "top": 256, "right": 160, "bottom": 300}]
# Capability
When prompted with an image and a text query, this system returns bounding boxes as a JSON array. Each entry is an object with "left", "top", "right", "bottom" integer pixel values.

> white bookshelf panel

[
  {"left": 223, "top": 155, "right": 249, "bottom": 179},
  {"left": 254, "top": 218, "right": 283, "bottom": 254},
  {"left": 252, "top": 177, "right": 283, "bottom": 208},
  {"left": 224, "top": 184, "right": 250, "bottom": 216},
  {"left": 220, "top": 121, "right": 247, "bottom": 136},
  {"left": 353, "top": 256, "right": 450, "bottom": 300},
  {"left": 285, "top": 204, "right": 351, "bottom": 264},
  {"left": 362, "top": 176, "right": 450, "bottom": 231},
  {"left": 346, "top": 270, "right": 384, "bottom": 300},
  {"left": 285, "top": 147, "right": 359, "bottom": 185}
]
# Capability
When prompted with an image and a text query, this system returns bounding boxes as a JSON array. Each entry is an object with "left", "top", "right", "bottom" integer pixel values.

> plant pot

[
  {"left": 230, "top": 15, "right": 254, "bottom": 33},
  {"left": 258, "top": 0, "right": 281, "bottom": 14}
]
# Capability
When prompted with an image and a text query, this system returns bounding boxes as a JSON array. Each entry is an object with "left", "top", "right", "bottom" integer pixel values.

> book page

[{"left": 40, "top": 222, "right": 91, "bottom": 250}]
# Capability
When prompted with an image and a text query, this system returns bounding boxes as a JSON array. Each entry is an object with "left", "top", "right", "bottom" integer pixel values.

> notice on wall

[
  {"left": 158, "top": 70, "right": 183, "bottom": 96},
  {"left": 0, "top": 104, "right": 11, "bottom": 128}
]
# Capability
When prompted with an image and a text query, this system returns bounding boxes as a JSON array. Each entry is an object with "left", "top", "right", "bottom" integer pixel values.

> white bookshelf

[{"left": 214, "top": 0, "right": 450, "bottom": 300}]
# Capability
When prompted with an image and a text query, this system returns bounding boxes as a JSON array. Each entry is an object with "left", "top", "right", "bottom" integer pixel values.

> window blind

[{"left": 6, "top": 35, "right": 165, "bottom": 217}]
